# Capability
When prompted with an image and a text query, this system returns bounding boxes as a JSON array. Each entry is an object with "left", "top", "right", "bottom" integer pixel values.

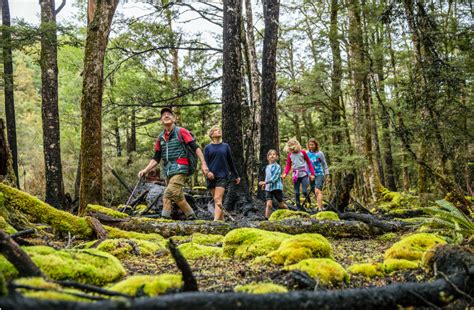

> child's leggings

[{"left": 294, "top": 176, "right": 309, "bottom": 207}]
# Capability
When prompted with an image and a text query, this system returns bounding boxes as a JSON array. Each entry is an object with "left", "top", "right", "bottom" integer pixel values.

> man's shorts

[
  {"left": 164, "top": 174, "right": 186, "bottom": 202},
  {"left": 265, "top": 190, "right": 283, "bottom": 202},
  {"left": 310, "top": 175, "right": 325, "bottom": 191},
  {"left": 206, "top": 177, "right": 228, "bottom": 189}
]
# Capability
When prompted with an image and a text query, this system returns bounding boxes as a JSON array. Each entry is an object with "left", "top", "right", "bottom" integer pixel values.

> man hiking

[{"left": 138, "top": 107, "right": 209, "bottom": 220}]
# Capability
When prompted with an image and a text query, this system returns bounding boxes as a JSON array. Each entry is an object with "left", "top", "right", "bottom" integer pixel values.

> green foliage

[{"left": 420, "top": 200, "right": 474, "bottom": 244}]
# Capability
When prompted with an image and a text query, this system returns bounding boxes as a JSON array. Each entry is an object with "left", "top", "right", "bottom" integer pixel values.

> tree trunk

[
  {"left": 328, "top": 0, "right": 344, "bottom": 188},
  {"left": 40, "top": 0, "right": 66, "bottom": 209},
  {"left": 79, "top": 0, "right": 119, "bottom": 215},
  {"left": 1, "top": 0, "right": 19, "bottom": 188},
  {"left": 114, "top": 116, "right": 121, "bottom": 157},
  {"left": 258, "top": 0, "right": 280, "bottom": 197},
  {"left": 126, "top": 108, "right": 136, "bottom": 154},
  {"left": 0, "top": 119, "right": 16, "bottom": 184}
]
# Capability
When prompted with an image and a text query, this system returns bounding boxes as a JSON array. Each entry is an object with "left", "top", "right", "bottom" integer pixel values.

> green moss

[
  {"left": 311, "top": 211, "right": 340, "bottom": 221},
  {"left": 234, "top": 282, "right": 288, "bottom": 294},
  {"left": 223, "top": 228, "right": 289, "bottom": 259},
  {"left": 268, "top": 209, "right": 310, "bottom": 221},
  {"left": 347, "top": 263, "right": 384, "bottom": 278},
  {"left": 177, "top": 243, "right": 222, "bottom": 260},
  {"left": 191, "top": 233, "right": 224, "bottom": 245},
  {"left": 0, "top": 183, "right": 93, "bottom": 238},
  {"left": 169, "top": 235, "right": 192, "bottom": 244},
  {"left": 267, "top": 233, "right": 332, "bottom": 265},
  {"left": 0, "top": 246, "right": 126, "bottom": 285},
  {"left": 383, "top": 259, "right": 419, "bottom": 273},
  {"left": 0, "top": 272, "right": 7, "bottom": 297},
  {"left": 134, "top": 204, "right": 148, "bottom": 213},
  {"left": 105, "top": 226, "right": 165, "bottom": 242},
  {"left": 13, "top": 277, "right": 90, "bottom": 302},
  {"left": 377, "top": 232, "right": 398, "bottom": 242},
  {"left": 86, "top": 204, "right": 129, "bottom": 219},
  {"left": 109, "top": 274, "right": 182, "bottom": 296},
  {"left": 384, "top": 233, "right": 446, "bottom": 262},
  {"left": 377, "top": 188, "right": 420, "bottom": 211},
  {"left": 81, "top": 238, "right": 164, "bottom": 258},
  {"left": 387, "top": 208, "right": 423, "bottom": 216},
  {"left": 0, "top": 215, "right": 17, "bottom": 234},
  {"left": 284, "top": 258, "right": 349, "bottom": 286}
]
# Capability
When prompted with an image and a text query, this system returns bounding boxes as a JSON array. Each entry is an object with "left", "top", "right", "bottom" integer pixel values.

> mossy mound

[
  {"left": 81, "top": 238, "right": 164, "bottom": 258},
  {"left": 86, "top": 204, "right": 129, "bottom": 219},
  {"left": 0, "top": 183, "right": 93, "bottom": 238},
  {"left": 0, "top": 215, "right": 17, "bottom": 234},
  {"left": 268, "top": 209, "right": 310, "bottom": 221},
  {"left": 0, "top": 246, "right": 125, "bottom": 285},
  {"left": 267, "top": 233, "right": 332, "bottom": 265},
  {"left": 105, "top": 226, "right": 165, "bottom": 242},
  {"left": 234, "top": 282, "right": 288, "bottom": 294},
  {"left": 109, "top": 274, "right": 182, "bottom": 296},
  {"left": 13, "top": 277, "right": 90, "bottom": 302},
  {"left": 284, "top": 258, "right": 349, "bottom": 286},
  {"left": 377, "top": 188, "right": 420, "bottom": 211},
  {"left": 377, "top": 232, "right": 398, "bottom": 242},
  {"left": 347, "top": 263, "right": 384, "bottom": 278},
  {"left": 384, "top": 233, "right": 446, "bottom": 262},
  {"left": 191, "top": 233, "right": 224, "bottom": 245},
  {"left": 177, "top": 243, "right": 223, "bottom": 260},
  {"left": 383, "top": 259, "right": 419, "bottom": 273},
  {"left": 311, "top": 211, "right": 340, "bottom": 221},
  {"left": 223, "top": 228, "right": 289, "bottom": 259}
]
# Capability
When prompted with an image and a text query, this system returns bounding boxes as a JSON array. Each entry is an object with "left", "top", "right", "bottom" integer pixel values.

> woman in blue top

[
  {"left": 204, "top": 125, "right": 240, "bottom": 221},
  {"left": 307, "top": 138, "right": 330, "bottom": 211}
]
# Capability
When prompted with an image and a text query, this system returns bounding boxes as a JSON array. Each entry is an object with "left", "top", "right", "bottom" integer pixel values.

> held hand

[
  {"left": 258, "top": 181, "right": 266, "bottom": 187},
  {"left": 201, "top": 164, "right": 209, "bottom": 175},
  {"left": 207, "top": 171, "right": 215, "bottom": 180},
  {"left": 138, "top": 170, "right": 147, "bottom": 178},
  {"left": 281, "top": 174, "right": 287, "bottom": 179},
  {"left": 310, "top": 175, "right": 315, "bottom": 181},
  {"left": 235, "top": 177, "right": 241, "bottom": 185}
]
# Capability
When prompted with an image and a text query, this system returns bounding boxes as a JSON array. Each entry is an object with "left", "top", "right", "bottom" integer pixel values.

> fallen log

[
  {"left": 111, "top": 218, "right": 373, "bottom": 239},
  {"left": 1, "top": 267, "right": 472, "bottom": 309},
  {"left": 339, "top": 212, "right": 411, "bottom": 232}
]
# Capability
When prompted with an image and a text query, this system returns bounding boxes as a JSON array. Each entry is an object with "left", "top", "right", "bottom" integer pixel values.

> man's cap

[{"left": 160, "top": 107, "right": 174, "bottom": 116}]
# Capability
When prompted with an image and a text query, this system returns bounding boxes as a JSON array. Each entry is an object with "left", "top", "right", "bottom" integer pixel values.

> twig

[
  {"left": 438, "top": 271, "right": 474, "bottom": 302},
  {"left": 12, "top": 284, "right": 107, "bottom": 301},
  {"left": 408, "top": 290, "right": 441, "bottom": 309},
  {"left": 54, "top": 280, "right": 132, "bottom": 298},
  {"left": 167, "top": 240, "right": 198, "bottom": 292},
  {"left": 10, "top": 228, "right": 35, "bottom": 239}
]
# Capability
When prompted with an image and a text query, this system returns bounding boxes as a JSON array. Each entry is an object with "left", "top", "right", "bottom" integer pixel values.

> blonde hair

[
  {"left": 284, "top": 138, "right": 302, "bottom": 153},
  {"left": 208, "top": 125, "right": 222, "bottom": 142}
]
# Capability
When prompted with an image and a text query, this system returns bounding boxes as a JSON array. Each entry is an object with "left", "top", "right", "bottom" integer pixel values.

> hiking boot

[{"left": 186, "top": 213, "right": 197, "bottom": 220}]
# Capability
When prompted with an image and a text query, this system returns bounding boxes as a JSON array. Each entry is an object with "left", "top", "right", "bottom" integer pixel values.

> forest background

[{"left": 1, "top": 0, "right": 472, "bottom": 209}]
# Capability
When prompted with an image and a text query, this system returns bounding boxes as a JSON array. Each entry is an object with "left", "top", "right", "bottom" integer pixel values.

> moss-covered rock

[
  {"left": 377, "top": 188, "right": 420, "bottom": 211},
  {"left": 383, "top": 259, "right": 419, "bottom": 273},
  {"left": 177, "top": 243, "right": 223, "bottom": 260},
  {"left": 13, "top": 277, "right": 90, "bottom": 302},
  {"left": 377, "top": 232, "right": 398, "bottom": 241},
  {"left": 268, "top": 209, "right": 310, "bottom": 221},
  {"left": 191, "top": 233, "right": 224, "bottom": 245},
  {"left": 267, "top": 233, "right": 332, "bottom": 265},
  {"left": 223, "top": 228, "right": 289, "bottom": 259},
  {"left": 0, "top": 215, "right": 17, "bottom": 234},
  {"left": 81, "top": 238, "right": 164, "bottom": 258},
  {"left": 105, "top": 226, "right": 165, "bottom": 242},
  {"left": 311, "top": 211, "right": 340, "bottom": 221},
  {"left": 284, "top": 258, "right": 349, "bottom": 286},
  {"left": 234, "top": 282, "right": 288, "bottom": 294},
  {"left": 109, "top": 274, "right": 182, "bottom": 296},
  {"left": 384, "top": 233, "right": 446, "bottom": 261},
  {"left": 0, "top": 246, "right": 125, "bottom": 285},
  {"left": 85, "top": 204, "right": 129, "bottom": 219},
  {"left": 347, "top": 263, "right": 384, "bottom": 278},
  {"left": 0, "top": 183, "right": 93, "bottom": 238}
]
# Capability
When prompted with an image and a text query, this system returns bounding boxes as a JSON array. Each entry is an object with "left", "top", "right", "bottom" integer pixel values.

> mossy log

[
  {"left": 111, "top": 218, "right": 373, "bottom": 238},
  {"left": 339, "top": 212, "right": 411, "bottom": 232},
  {"left": 1, "top": 267, "right": 472, "bottom": 309}
]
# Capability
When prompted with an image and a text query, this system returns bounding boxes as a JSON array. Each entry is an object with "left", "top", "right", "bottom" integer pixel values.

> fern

[{"left": 421, "top": 200, "right": 474, "bottom": 244}]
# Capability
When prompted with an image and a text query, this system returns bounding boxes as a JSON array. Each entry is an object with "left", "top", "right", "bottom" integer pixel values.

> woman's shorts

[
  {"left": 206, "top": 177, "right": 228, "bottom": 189},
  {"left": 310, "top": 175, "right": 325, "bottom": 190},
  {"left": 265, "top": 190, "right": 283, "bottom": 202}
]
